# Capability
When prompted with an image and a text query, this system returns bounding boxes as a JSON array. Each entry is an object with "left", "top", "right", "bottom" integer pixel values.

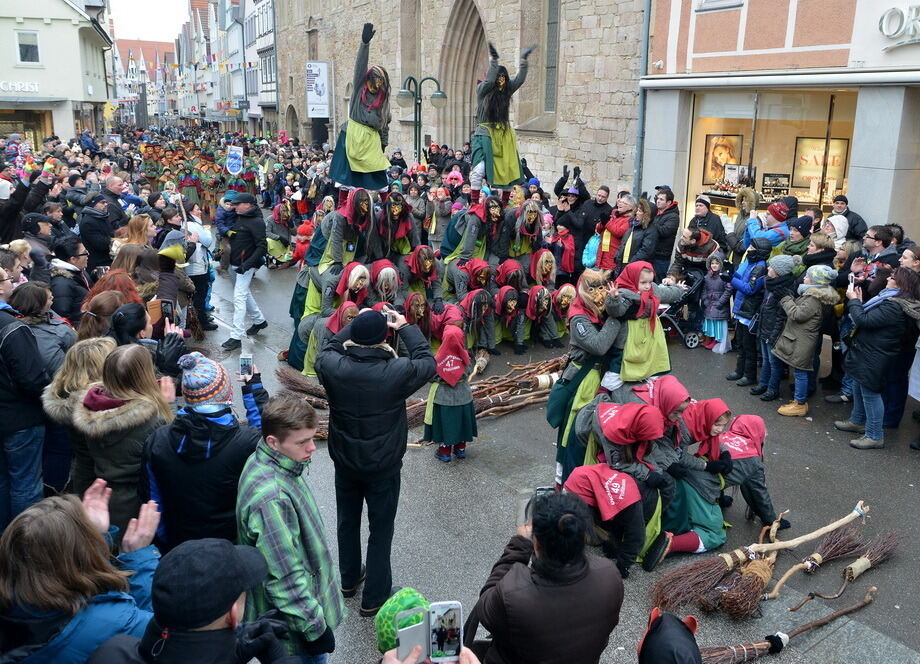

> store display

[
  {"left": 703, "top": 134, "right": 744, "bottom": 185},
  {"left": 791, "top": 137, "right": 849, "bottom": 188},
  {"left": 761, "top": 173, "right": 790, "bottom": 198}
]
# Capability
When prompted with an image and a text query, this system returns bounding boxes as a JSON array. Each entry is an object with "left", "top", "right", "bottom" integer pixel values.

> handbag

[
  {"left": 546, "top": 359, "right": 598, "bottom": 429},
  {"left": 582, "top": 232, "right": 600, "bottom": 269}
]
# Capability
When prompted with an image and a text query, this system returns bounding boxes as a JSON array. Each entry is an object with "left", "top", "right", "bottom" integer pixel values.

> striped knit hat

[{"left": 178, "top": 352, "right": 233, "bottom": 407}]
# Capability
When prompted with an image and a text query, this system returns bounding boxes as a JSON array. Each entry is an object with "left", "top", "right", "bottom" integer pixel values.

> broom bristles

[
  {"left": 650, "top": 555, "right": 736, "bottom": 612},
  {"left": 700, "top": 642, "right": 770, "bottom": 664},
  {"left": 274, "top": 367, "right": 328, "bottom": 398},
  {"left": 865, "top": 529, "right": 900, "bottom": 566},
  {"left": 719, "top": 558, "right": 775, "bottom": 619},
  {"left": 805, "top": 525, "right": 865, "bottom": 571}
]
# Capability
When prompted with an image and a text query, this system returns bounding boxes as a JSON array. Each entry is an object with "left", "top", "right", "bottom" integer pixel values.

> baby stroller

[{"left": 658, "top": 273, "right": 704, "bottom": 349}]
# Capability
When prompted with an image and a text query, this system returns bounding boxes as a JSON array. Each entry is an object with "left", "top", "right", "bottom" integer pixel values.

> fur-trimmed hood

[
  {"left": 802, "top": 285, "right": 840, "bottom": 305},
  {"left": 70, "top": 384, "right": 163, "bottom": 441},
  {"left": 735, "top": 187, "right": 757, "bottom": 213},
  {"left": 41, "top": 385, "right": 81, "bottom": 424}
]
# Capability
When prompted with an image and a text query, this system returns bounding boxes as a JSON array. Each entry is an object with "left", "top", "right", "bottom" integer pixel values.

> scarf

[
  {"left": 862, "top": 287, "right": 900, "bottom": 312},
  {"left": 435, "top": 326, "right": 470, "bottom": 387},
  {"left": 615, "top": 261, "right": 660, "bottom": 330}
]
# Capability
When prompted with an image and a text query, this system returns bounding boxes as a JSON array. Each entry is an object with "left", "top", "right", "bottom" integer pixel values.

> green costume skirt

[{"left": 662, "top": 479, "right": 727, "bottom": 551}]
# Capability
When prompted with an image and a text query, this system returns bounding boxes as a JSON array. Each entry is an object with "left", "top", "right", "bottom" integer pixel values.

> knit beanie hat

[
  {"left": 695, "top": 195, "right": 711, "bottom": 209},
  {"left": 527, "top": 177, "right": 541, "bottom": 187},
  {"left": 350, "top": 310, "right": 388, "bottom": 345},
  {"left": 805, "top": 264, "right": 837, "bottom": 287},
  {"left": 297, "top": 222, "right": 311, "bottom": 236},
  {"left": 768, "top": 254, "right": 795, "bottom": 277},
  {"left": 788, "top": 215, "right": 812, "bottom": 237},
  {"left": 179, "top": 352, "right": 233, "bottom": 407},
  {"left": 767, "top": 201, "right": 789, "bottom": 222}
]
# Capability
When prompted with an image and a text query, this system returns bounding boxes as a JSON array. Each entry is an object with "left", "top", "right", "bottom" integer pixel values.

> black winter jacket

[
  {"left": 102, "top": 188, "right": 129, "bottom": 229},
  {"left": 49, "top": 263, "right": 91, "bottom": 325},
  {"left": 0, "top": 177, "right": 50, "bottom": 243},
  {"left": 841, "top": 208, "right": 867, "bottom": 241},
  {"left": 315, "top": 323, "right": 436, "bottom": 478},
  {"left": 651, "top": 203, "right": 680, "bottom": 260},
  {"left": 141, "top": 378, "right": 267, "bottom": 552},
  {"left": 845, "top": 298, "right": 917, "bottom": 393},
  {"left": 615, "top": 221, "right": 657, "bottom": 266},
  {"left": 757, "top": 273, "right": 797, "bottom": 344},
  {"left": 228, "top": 207, "right": 268, "bottom": 271},
  {"left": 79, "top": 207, "right": 114, "bottom": 269},
  {"left": 689, "top": 210, "right": 728, "bottom": 253},
  {"left": 0, "top": 304, "right": 50, "bottom": 435}
]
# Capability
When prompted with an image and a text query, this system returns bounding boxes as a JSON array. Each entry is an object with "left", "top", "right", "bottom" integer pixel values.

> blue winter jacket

[
  {"left": 0, "top": 545, "right": 158, "bottom": 664},
  {"left": 730, "top": 258, "right": 767, "bottom": 322},
  {"left": 214, "top": 206, "right": 235, "bottom": 237},
  {"left": 744, "top": 217, "right": 789, "bottom": 248}
]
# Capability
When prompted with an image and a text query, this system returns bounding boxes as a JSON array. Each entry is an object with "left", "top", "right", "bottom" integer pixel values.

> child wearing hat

[
  {"left": 751, "top": 254, "right": 798, "bottom": 402},
  {"left": 772, "top": 264, "right": 839, "bottom": 417},
  {"left": 424, "top": 325, "right": 477, "bottom": 462},
  {"left": 772, "top": 215, "right": 812, "bottom": 269},
  {"left": 699, "top": 255, "right": 732, "bottom": 351}
]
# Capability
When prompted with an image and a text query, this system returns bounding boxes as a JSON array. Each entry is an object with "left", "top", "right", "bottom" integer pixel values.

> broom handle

[
  {"left": 749, "top": 502, "right": 868, "bottom": 554},
  {"left": 787, "top": 587, "right": 876, "bottom": 638},
  {"left": 764, "top": 563, "right": 806, "bottom": 600},
  {"left": 788, "top": 578, "right": 850, "bottom": 612}
]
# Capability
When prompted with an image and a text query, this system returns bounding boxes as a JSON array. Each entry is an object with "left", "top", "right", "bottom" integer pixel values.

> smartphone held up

[{"left": 396, "top": 601, "right": 463, "bottom": 664}]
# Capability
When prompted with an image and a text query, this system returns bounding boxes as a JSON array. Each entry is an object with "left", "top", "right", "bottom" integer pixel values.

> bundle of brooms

[
  {"left": 790, "top": 529, "right": 899, "bottom": 612},
  {"left": 650, "top": 501, "right": 869, "bottom": 613},
  {"left": 276, "top": 357, "right": 566, "bottom": 440},
  {"left": 699, "top": 587, "right": 877, "bottom": 663}
]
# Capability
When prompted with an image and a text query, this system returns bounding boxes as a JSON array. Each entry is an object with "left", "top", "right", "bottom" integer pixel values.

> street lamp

[{"left": 396, "top": 76, "right": 447, "bottom": 164}]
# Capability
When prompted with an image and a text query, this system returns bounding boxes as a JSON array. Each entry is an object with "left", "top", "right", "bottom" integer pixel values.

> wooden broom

[
  {"left": 699, "top": 587, "right": 877, "bottom": 663},
  {"left": 789, "top": 529, "right": 899, "bottom": 612},
  {"left": 649, "top": 501, "right": 869, "bottom": 612}
]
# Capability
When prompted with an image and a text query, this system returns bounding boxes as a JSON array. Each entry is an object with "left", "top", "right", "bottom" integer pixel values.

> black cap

[
  {"left": 833, "top": 194, "right": 848, "bottom": 204},
  {"left": 233, "top": 193, "right": 257, "bottom": 205},
  {"left": 350, "top": 310, "right": 388, "bottom": 345},
  {"left": 89, "top": 194, "right": 107, "bottom": 207},
  {"left": 68, "top": 173, "right": 83, "bottom": 187},
  {"left": 152, "top": 539, "right": 267, "bottom": 630},
  {"left": 21, "top": 213, "right": 52, "bottom": 235}
]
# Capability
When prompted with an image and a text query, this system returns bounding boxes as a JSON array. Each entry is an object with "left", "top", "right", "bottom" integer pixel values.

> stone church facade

[{"left": 274, "top": 0, "right": 643, "bottom": 192}]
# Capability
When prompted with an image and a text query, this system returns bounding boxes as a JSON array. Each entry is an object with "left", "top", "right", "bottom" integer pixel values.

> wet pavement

[{"left": 205, "top": 259, "right": 920, "bottom": 664}]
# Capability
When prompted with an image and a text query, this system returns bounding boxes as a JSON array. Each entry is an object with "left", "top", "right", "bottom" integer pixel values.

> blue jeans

[
  {"left": 793, "top": 368, "right": 813, "bottom": 403},
  {"left": 0, "top": 425, "right": 46, "bottom": 530},
  {"left": 299, "top": 655, "right": 328, "bottom": 664},
  {"left": 758, "top": 340, "right": 785, "bottom": 392},
  {"left": 849, "top": 380, "right": 884, "bottom": 441}
]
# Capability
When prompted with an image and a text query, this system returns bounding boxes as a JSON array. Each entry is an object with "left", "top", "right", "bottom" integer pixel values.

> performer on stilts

[
  {"left": 329, "top": 22, "right": 392, "bottom": 202},
  {"left": 469, "top": 42, "right": 535, "bottom": 205}
]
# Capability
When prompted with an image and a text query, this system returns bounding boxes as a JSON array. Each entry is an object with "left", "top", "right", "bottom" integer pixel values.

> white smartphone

[
  {"left": 239, "top": 353, "right": 253, "bottom": 376},
  {"left": 395, "top": 607, "right": 428, "bottom": 664},
  {"left": 429, "top": 601, "right": 463, "bottom": 663}
]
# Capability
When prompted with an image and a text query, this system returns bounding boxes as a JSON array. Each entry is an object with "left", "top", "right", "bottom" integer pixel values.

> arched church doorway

[
  {"left": 285, "top": 105, "right": 300, "bottom": 139},
  {"left": 438, "top": 0, "right": 488, "bottom": 150}
]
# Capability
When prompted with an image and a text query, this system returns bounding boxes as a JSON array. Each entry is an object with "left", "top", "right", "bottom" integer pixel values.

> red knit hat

[{"left": 767, "top": 201, "right": 789, "bottom": 222}]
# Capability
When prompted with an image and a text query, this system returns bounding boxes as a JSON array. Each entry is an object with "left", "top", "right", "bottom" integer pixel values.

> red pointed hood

[
  {"left": 405, "top": 245, "right": 437, "bottom": 285},
  {"left": 335, "top": 261, "right": 369, "bottom": 306},
  {"left": 615, "top": 260, "right": 660, "bottom": 330},
  {"left": 595, "top": 402, "right": 665, "bottom": 468},
  {"left": 460, "top": 288, "right": 490, "bottom": 323},
  {"left": 552, "top": 284, "right": 576, "bottom": 322},
  {"left": 720, "top": 414, "right": 766, "bottom": 460},
  {"left": 326, "top": 300, "right": 358, "bottom": 334},
  {"left": 525, "top": 285, "right": 550, "bottom": 321},
  {"left": 683, "top": 398, "right": 731, "bottom": 460},
  {"left": 495, "top": 259, "right": 524, "bottom": 287},
  {"left": 370, "top": 258, "right": 399, "bottom": 284},
  {"left": 493, "top": 285, "right": 519, "bottom": 325},
  {"left": 435, "top": 325, "right": 470, "bottom": 387},
  {"left": 632, "top": 375, "right": 690, "bottom": 423},
  {"left": 338, "top": 188, "right": 373, "bottom": 231},
  {"left": 460, "top": 259, "right": 492, "bottom": 288},
  {"left": 530, "top": 248, "right": 555, "bottom": 286}
]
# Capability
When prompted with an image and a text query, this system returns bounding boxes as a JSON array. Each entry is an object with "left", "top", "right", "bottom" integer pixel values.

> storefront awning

[
  {"left": 0, "top": 98, "right": 68, "bottom": 104},
  {"left": 640, "top": 67, "right": 920, "bottom": 89}
]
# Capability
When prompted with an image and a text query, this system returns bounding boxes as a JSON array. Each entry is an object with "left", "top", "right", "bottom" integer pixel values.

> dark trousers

[
  {"left": 883, "top": 348, "right": 914, "bottom": 427},
  {"left": 734, "top": 322, "right": 759, "bottom": 380},
  {"left": 334, "top": 469, "right": 401, "bottom": 609},
  {"left": 189, "top": 273, "right": 210, "bottom": 324}
]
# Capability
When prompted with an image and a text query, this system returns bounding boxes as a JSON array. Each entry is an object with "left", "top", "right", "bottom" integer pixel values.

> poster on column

[{"left": 306, "top": 62, "right": 329, "bottom": 118}]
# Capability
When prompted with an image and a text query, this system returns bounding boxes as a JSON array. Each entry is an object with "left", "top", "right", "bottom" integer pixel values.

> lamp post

[{"left": 396, "top": 76, "right": 447, "bottom": 164}]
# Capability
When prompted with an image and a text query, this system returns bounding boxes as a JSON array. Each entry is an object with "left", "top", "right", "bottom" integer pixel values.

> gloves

[
  {"left": 521, "top": 157, "right": 528, "bottom": 167},
  {"left": 236, "top": 611, "right": 290, "bottom": 664},
  {"left": 361, "top": 22, "right": 375, "bottom": 43},
  {"left": 720, "top": 269, "right": 733, "bottom": 283},
  {"left": 645, "top": 471, "right": 668, "bottom": 489},
  {"left": 573, "top": 166, "right": 581, "bottom": 180},
  {"left": 488, "top": 42, "right": 499, "bottom": 60},
  {"left": 718, "top": 492, "right": 734, "bottom": 508},
  {"left": 665, "top": 463, "right": 689, "bottom": 480},
  {"left": 157, "top": 333, "right": 188, "bottom": 378},
  {"left": 562, "top": 164, "right": 569, "bottom": 180},
  {"left": 235, "top": 266, "right": 246, "bottom": 275},
  {"left": 302, "top": 626, "right": 335, "bottom": 655},
  {"left": 432, "top": 298, "right": 445, "bottom": 314},
  {"left": 455, "top": 258, "right": 468, "bottom": 268},
  {"left": 705, "top": 451, "right": 734, "bottom": 475},
  {"left": 522, "top": 45, "right": 536, "bottom": 60}
]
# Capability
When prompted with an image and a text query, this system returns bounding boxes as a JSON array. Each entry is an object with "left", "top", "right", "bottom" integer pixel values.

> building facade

[
  {"left": 242, "top": 0, "right": 277, "bottom": 136},
  {"left": 0, "top": 0, "right": 113, "bottom": 143},
  {"left": 274, "top": 0, "right": 643, "bottom": 190},
  {"left": 641, "top": 0, "right": 920, "bottom": 230}
]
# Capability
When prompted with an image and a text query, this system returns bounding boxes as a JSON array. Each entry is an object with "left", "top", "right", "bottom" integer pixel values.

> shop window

[
  {"left": 687, "top": 89, "right": 856, "bottom": 223},
  {"left": 16, "top": 31, "right": 40, "bottom": 65},
  {"left": 544, "top": 0, "right": 560, "bottom": 113}
]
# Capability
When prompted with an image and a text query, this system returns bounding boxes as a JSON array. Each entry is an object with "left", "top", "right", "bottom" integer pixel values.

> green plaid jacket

[{"left": 236, "top": 440, "right": 345, "bottom": 649}]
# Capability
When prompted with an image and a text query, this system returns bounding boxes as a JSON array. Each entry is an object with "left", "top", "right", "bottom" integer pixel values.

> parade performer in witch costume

[
  {"left": 329, "top": 23, "right": 392, "bottom": 195},
  {"left": 470, "top": 42, "right": 535, "bottom": 202}
]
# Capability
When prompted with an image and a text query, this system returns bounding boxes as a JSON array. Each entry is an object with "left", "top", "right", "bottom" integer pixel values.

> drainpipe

[{"left": 632, "top": 0, "right": 652, "bottom": 199}]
